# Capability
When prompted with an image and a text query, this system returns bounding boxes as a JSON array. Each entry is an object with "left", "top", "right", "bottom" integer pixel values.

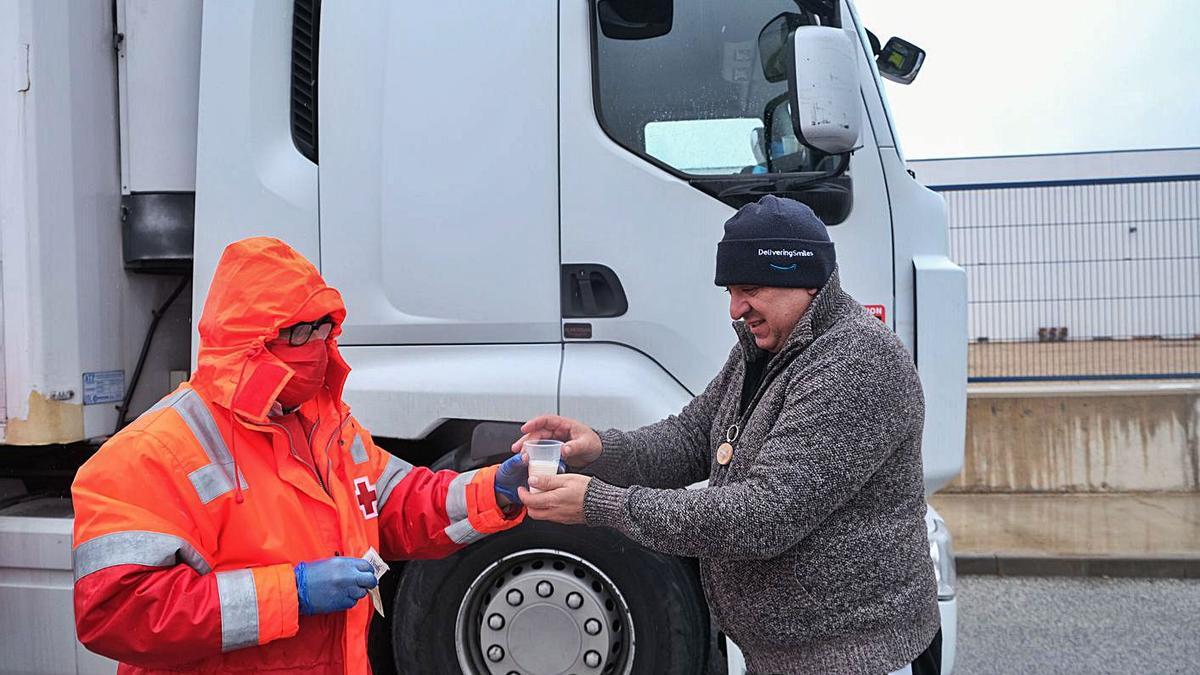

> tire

[{"left": 392, "top": 519, "right": 709, "bottom": 675}]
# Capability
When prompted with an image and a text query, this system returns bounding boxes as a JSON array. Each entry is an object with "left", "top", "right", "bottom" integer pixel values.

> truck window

[
  {"left": 593, "top": 0, "right": 840, "bottom": 178},
  {"left": 644, "top": 118, "right": 763, "bottom": 175}
]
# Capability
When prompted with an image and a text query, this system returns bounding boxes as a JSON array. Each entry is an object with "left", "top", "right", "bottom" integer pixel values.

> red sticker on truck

[{"left": 864, "top": 304, "right": 886, "bottom": 322}]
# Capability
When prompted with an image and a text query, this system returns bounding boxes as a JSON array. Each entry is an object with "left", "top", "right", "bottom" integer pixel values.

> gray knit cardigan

[{"left": 583, "top": 271, "right": 940, "bottom": 674}]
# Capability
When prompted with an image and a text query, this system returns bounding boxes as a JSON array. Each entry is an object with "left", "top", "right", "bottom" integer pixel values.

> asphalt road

[{"left": 955, "top": 575, "right": 1200, "bottom": 674}]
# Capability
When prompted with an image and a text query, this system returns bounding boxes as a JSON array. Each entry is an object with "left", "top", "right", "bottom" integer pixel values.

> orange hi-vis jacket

[{"left": 71, "top": 237, "right": 524, "bottom": 674}]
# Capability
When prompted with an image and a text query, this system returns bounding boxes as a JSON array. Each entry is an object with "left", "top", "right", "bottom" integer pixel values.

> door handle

[{"left": 561, "top": 264, "right": 628, "bottom": 318}]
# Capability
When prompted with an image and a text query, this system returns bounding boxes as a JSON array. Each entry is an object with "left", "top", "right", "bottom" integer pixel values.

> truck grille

[{"left": 290, "top": 0, "right": 320, "bottom": 163}]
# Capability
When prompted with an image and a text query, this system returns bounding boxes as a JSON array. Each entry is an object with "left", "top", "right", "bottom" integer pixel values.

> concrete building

[
  {"left": 911, "top": 148, "right": 1199, "bottom": 345},
  {"left": 911, "top": 150, "right": 1199, "bottom": 496}
]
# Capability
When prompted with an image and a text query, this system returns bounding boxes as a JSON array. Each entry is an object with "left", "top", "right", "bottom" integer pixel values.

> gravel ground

[{"left": 955, "top": 575, "right": 1200, "bottom": 674}]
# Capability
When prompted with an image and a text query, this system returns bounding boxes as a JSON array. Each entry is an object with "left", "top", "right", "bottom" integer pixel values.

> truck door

[
  {"left": 316, "top": 2, "right": 562, "bottom": 438},
  {"left": 558, "top": 1, "right": 896, "bottom": 409},
  {"left": 317, "top": 1, "right": 560, "bottom": 346}
]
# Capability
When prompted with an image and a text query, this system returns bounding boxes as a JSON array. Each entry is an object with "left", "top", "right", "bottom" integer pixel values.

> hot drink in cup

[{"left": 523, "top": 439, "right": 562, "bottom": 493}]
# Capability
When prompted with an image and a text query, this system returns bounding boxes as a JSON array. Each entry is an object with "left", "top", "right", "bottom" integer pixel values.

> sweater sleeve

[
  {"left": 583, "top": 349, "right": 738, "bottom": 489},
  {"left": 583, "top": 355, "right": 924, "bottom": 560}
]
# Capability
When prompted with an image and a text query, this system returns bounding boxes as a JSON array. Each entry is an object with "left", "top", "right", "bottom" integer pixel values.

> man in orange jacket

[{"left": 71, "top": 237, "right": 527, "bottom": 674}]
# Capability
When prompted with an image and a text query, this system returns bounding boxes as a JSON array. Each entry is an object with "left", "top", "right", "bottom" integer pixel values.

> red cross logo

[{"left": 354, "top": 477, "right": 378, "bottom": 520}]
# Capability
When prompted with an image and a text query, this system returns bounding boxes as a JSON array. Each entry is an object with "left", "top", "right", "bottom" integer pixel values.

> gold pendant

[{"left": 716, "top": 442, "right": 734, "bottom": 465}]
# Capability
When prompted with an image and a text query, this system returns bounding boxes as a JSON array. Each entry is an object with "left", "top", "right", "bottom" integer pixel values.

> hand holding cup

[{"left": 511, "top": 414, "right": 603, "bottom": 469}]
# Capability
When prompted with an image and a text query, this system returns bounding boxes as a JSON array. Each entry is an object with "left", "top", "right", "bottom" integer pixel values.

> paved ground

[
  {"left": 930, "top": 493, "right": 1200, "bottom": 576},
  {"left": 968, "top": 339, "right": 1199, "bottom": 379},
  {"left": 955, "top": 575, "right": 1200, "bottom": 674}
]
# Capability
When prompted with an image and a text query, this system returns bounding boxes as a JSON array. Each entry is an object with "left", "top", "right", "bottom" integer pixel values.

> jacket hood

[{"left": 191, "top": 237, "right": 351, "bottom": 422}]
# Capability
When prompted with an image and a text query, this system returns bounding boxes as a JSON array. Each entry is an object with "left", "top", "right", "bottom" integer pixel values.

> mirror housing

[
  {"left": 877, "top": 36, "right": 925, "bottom": 84},
  {"left": 787, "top": 26, "right": 861, "bottom": 155}
]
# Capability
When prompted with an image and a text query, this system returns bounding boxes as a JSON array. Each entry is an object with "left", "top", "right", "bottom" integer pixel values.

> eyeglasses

[{"left": 278, "top": 318, "right": 334, "bottom": 346}]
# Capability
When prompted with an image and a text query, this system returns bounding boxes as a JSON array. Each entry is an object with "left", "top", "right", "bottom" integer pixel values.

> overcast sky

[{"left": 859, "top": 0, "right": 1200, "bottom": 160}]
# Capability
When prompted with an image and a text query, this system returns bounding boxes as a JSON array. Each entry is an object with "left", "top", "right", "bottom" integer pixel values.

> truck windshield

[{"left": 593, "top": 0, "right": 842, "bottom": 178}]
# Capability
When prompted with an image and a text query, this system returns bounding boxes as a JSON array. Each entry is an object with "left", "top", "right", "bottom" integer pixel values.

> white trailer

[{"left": 0, "top": 1, "right": 964, "bottom": 673}]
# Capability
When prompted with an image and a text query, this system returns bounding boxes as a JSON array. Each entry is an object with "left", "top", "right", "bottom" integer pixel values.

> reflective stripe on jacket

[{"left": 71, "top": 237, "right": 523, "bottom": 674}]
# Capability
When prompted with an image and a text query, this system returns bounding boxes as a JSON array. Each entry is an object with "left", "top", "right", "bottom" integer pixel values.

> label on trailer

[
  {"left": 82, "top": 370, "right": 125, "bottom": 405},
  {"left": 864, "top": 305, "right": 887, "bottom": 322}
]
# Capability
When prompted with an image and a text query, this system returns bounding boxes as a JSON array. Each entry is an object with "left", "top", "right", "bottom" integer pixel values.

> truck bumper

[
  {"left": 939, "top": 595, "right": 958, "bottom": 674},
  {"left": 0, "top": 503, "right": 116, "bottom": 674}
]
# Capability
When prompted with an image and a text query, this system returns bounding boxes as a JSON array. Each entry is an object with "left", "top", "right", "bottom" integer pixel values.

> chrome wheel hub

[{"left": 456, "top": 549, "right": 635, "bottom": 675}]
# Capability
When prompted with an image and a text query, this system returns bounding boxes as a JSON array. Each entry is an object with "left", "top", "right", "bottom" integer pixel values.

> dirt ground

[{"left": 969, "top": 338, "right": 1200, "bottom": 379}]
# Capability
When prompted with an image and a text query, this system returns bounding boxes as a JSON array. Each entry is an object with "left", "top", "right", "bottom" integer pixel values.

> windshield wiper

[{"left": 717, "top": 153, "right": 851, "bottom": 199}]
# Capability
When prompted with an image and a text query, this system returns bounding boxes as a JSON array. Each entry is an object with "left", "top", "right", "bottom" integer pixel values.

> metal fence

[{"left": 937, "top": 175, "right": 1200, "bottom": 382}]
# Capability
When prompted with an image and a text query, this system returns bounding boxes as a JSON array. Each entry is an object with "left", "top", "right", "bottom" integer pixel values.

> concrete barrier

[{"left": 945, "top": 382, "right": 1199, "bottom": 492}]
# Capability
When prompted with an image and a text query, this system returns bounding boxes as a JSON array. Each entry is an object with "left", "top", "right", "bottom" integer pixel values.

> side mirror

[
  {"left": 787, "top": 26, "right": 861, "bottom": 155},
  {"left": 761, "top": 95, "right": 814, "bottom": 174},
  {"left": 876, "top": 36, "right": 925, "bottom": 84},
  {"left": 757, "top": 12, "right": 809, "bottom": 83}
]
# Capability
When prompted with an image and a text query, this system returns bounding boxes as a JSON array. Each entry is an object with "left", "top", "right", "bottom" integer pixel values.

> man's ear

[{"left": 805, "top": 288, "right": 819, "bottom": 297}]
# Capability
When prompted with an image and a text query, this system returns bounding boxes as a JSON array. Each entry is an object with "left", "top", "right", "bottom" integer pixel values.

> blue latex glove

[
  {"left": 294, "top": 557, "right": 377, "bottom": 616},
  {"left": 494, "top": 452, "right": 528, "bottom": 506},
  {"left": 495, "top": 454, "right": 568, "bottom": 506}
]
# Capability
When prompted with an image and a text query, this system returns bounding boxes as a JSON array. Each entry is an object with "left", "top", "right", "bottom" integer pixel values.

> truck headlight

[{"left": 927, "top": 515, "right": 957, "bottom": 600}]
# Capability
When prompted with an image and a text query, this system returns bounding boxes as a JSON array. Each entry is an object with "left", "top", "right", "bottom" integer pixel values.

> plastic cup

[{"left": 523, "top": 439, "right": 562, "bottom": 493}]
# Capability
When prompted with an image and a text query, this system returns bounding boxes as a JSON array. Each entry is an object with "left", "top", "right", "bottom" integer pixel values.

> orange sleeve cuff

[
  {"left": 465, "top": 465, "right": 526, "bottom": 534},
  {"left": 251, "top": 563, "right": 300, "bottom": 645}
]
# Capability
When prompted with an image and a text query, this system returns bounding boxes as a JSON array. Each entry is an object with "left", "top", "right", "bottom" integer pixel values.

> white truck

[{"left": 0, "top": 1, "right": 965, "bottom": 673}]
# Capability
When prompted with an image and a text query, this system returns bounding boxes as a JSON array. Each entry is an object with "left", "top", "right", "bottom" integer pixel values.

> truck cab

[
  {"left": 194, "top": 1, "right": 965, "bottom": 672},
  {"left": 0, "top": 1, "right": 964, "bottom": 673}
]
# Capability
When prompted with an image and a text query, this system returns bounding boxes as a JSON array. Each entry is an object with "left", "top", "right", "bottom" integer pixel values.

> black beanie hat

[{"left": 714, "top": 195, "right": 836, "bottom": 289}]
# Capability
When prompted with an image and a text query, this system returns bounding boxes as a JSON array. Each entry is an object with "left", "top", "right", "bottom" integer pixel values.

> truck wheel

[{"left": 392, "top": 519, "right": 708, "bottom": 674}]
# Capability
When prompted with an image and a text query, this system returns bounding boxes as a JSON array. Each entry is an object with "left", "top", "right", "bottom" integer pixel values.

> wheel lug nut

[
  {"left": 536, "top": 580, "right": 554, "bottom": 598},
  {"left": 566, "top": 592, "right": 583, "bottom": 609},
  {"left": 584, "top": 618, "right": 601, "bottom": 635},
  {"left": 487, "top": 613, "right": 505, "bottom": 630},
  {"left": 506, "top": 589, "right": 523, "bottom": 606},
  {"left": 487, "top": 645, "right": 504, "bottom": 662},
  {"left": 584, "top": 650, "right": 602, "bottom": 668}
]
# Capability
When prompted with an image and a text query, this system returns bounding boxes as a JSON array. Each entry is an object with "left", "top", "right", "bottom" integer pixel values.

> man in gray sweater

[{"left": 516, "top": 195, "right": 942, "bottom": 675}]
